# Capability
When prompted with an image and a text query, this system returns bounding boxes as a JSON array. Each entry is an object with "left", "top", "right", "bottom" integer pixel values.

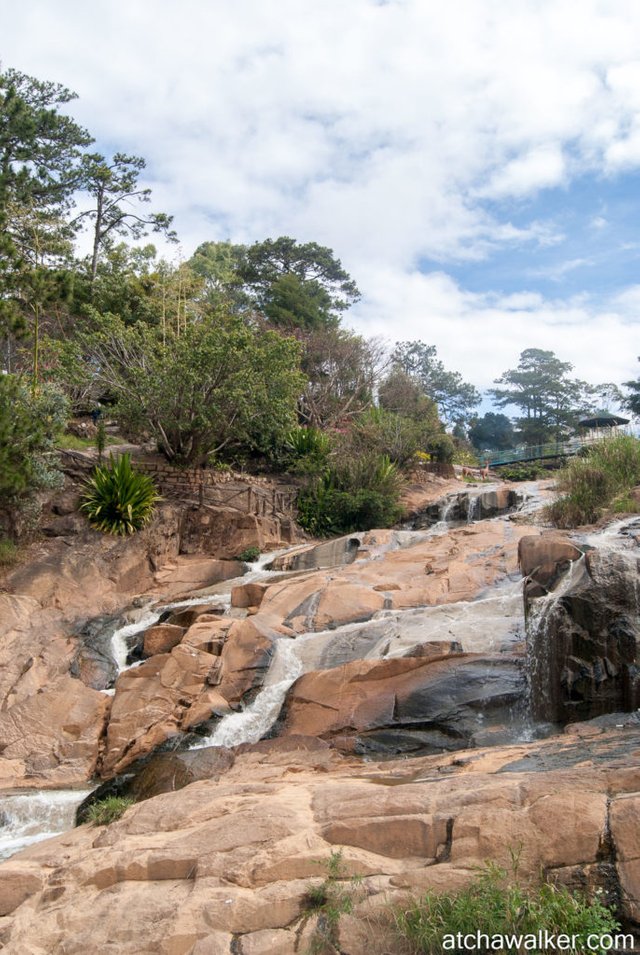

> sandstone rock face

[
  {"left": 1, "top": 725, "right": 639, "bottom": 953},
  {"left": 525, "top": 543, "right": 640, "bottom": 723},
  {"left": 519, "top": 533, "right": 584, "bottom": 597},
  {"left": 277, "top": 653, "right": 523, "bottom": 756},
  {"left": 259, "top": 520, "right": 536, "bottom": 633},
  {"left": 180, "top": 506, "right": 301, "bottom": 560},
  {"left": 100, "top": 616, "right": 276, "bottom": 777},
  {"left": 409, "top": 485, "right": 523, "bottom": 528},
  {"left": 0, "top": 676, "right": 109, "bottom": 784},
  {"left": 143, "top": 623, "right": 186, "bottom": 657}
]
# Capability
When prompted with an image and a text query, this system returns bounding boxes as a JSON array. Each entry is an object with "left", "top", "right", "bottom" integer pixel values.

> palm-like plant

[{"left": 81, "top": 454, "right": 160, "bottom": 535}]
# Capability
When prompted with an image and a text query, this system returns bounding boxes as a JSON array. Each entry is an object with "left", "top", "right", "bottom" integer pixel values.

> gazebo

[{"left": 578, "top": 412, "right": 630, "bottom": 439}]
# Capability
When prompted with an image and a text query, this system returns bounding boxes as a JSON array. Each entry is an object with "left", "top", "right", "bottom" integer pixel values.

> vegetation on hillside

[
  {"left": 547, "top": 435, "right": 640, "bottom": 527},
  {"left": 393, "top": 861, "right": 620, "bottom": 954},
  {"left": 1, "top": 63, "right": 636, "bottom": 542}
]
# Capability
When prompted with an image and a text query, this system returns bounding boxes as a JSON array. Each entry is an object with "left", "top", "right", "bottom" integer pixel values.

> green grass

[
  {"left": 303, "top": 850, "right": 363, "bottom": 954},
  {"left": 547, "top": 435, "right": 640, "bottom": 528},
  {"left": 0, "top": 539, "right": 19, "bottom": 567},
  {"left": 394, "top": 862, "right": 620, "bottom": 954},
  {"left": 56, "top": 432, "right": 120, "bottom": 451},
  {"left": 85, "top": 795, "right": 135, "bottom": 826}
]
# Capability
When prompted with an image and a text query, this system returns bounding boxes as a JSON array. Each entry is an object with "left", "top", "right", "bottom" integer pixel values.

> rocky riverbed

[{"left": 1, "top": 478, "right": 639, "bottom": 954}]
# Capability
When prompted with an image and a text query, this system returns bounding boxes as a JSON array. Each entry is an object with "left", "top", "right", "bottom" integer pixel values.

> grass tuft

[
  {"left": 393, "top": 861, "right": 620, "bottom": 954},
  {"left": 85, "top": 796, "right": 135, "bottom": 826}
]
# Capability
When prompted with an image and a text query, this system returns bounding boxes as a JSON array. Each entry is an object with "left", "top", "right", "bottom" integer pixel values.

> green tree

[
  {"left": 75, "top": 152, "right": 176, "bottom": 282},
  {"left": 79, "top": 312, "right": 304, "bottom": 465},
  {"left": 0, "top": 375, "right": 68, "bottom": 538},
  {"left": 468, "top": 412, "right": 515, "bottom": 451},
  {"left": 189, "top": 240, "right": 249, "bottom": 312},
  {"left": 489, "top": 348, "right": 591, "bottom": 443},
  {"left": 623, "top": 359, "right": 640, "bottom": 417},
  {"left": 391, "top": 341, "right": 480, "bottom": 425},
  {"left": 238, "top": 236, "right": 360, "bottom": 327},
  {"left": 0, "top": 67, "right": 91, "bottom": 355}
]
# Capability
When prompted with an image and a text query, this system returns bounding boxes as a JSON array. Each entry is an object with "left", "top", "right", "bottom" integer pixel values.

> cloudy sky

[{"left": 4, "top": 0, "right": 640, "bottom": 399}]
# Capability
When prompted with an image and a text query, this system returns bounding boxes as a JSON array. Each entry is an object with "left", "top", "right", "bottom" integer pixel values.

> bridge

[{"left": 485, "top": 434, "right": 604, "bottom": 468}]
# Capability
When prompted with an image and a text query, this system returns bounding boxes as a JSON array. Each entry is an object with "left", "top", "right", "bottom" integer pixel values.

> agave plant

[{"left": 81, "top": 454, "right": 160, "bottom": 535}]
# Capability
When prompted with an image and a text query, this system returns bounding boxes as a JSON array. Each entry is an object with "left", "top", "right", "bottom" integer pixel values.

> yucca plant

[{"left": 81, "top": 454, "right": 160, "bottom": 535}]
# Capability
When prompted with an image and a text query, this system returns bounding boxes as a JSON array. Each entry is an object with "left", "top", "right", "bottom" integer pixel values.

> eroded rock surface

[{"left": 1, "top": 724, "right": 639, "bottom": 954}]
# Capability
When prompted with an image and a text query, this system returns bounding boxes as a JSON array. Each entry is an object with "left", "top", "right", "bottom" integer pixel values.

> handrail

[{"left": 486, "top": 433, "right": 606, "bottom": 467}]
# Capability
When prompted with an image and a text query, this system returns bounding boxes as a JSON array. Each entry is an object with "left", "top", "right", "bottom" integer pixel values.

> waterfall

[
  {"left": 0, "top": 790, "right": 91, "bottom": 862},
  {"left": 192, "top": 636, "right": 308, "bottom": 749}
]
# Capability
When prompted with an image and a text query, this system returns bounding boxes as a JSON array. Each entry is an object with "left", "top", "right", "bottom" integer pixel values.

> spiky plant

[{"left": 81, "top": 454, "right": 160, "bottom": 535}]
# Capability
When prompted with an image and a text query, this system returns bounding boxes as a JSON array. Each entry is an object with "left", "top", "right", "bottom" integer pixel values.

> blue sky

[{"left": 3, "top": 0, "right": 640, "bottom": 402}]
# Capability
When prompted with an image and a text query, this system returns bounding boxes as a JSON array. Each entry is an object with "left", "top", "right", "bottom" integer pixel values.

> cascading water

[
  {"left": 192, "top": 636, "right": 310, "bottom": 749},
  {"left": 2, "top": 485, "right": 554, "bottom": 862},
  {"left": 0, "top": 790, "right": 91, "bottom": 861},
  {"left": 525, "top": 516, "right": 640, "bottom": 724}
]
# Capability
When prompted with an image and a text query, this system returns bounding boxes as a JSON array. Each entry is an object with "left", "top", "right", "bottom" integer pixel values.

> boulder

[
  {"left": 525, "top": 546, "right": 640, "bottom": 723},
  {"left": 142, "top": 623, "right": 185, "bottom": 657},
  {"left": 277, "top": 653, "right": 524, "bottom": 756},
  {"left": 518, "top": 533, "right": 583, "bottom": 596},
  {"left": 231, "top": 582, "right": 270, "bottom": 609},
  {"left": 100, "top": 616, "right": 275, "bottom": 777},
  {"left": 0, "top": 676, "right": 109, "bottom": 782}
]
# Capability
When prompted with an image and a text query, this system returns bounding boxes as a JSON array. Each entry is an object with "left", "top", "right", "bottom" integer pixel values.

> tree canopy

[{"left": 390, "top": 341, "right": 480, "bottom": 425}]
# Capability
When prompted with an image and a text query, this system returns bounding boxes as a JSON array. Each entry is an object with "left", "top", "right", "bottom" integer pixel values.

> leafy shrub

[
  {"left": 298, "top": 454, "right": 404, "bottom": 535},
  {"left": 237, "top": 546, "right": 260, "bottom": 562},
  {"left": 394, "top": 862, "right": 620, "bottom": 954},
  {"left": 81, "top": 454, "right": 160, "bottom": 535},
  {"left": 497, "top": 462, "right": 547, "bottom": 481},
  {"left": 0, "top": 378, "right": 68, "bottom": 540},
  {"left": 547, "top": 436, "right": 640, "bottom": 528},
  {"left": 86, "top": 795, "right": 135, "bottom": 826},
  {"left": 281, "top": 426, "right": 331, "bottom": 475}
]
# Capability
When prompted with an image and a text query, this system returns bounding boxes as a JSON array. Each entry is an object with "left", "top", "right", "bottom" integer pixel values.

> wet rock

[
  {"left": 277, "top": 653, "right": 524, "bottom": 756},
  {"left": 410, "top": 486, "right": 523, "bottom": 528},
  {"left": 518, "top": 534, "right": 583, "bottom": 596},
  {"left": 100, "top": 616, "right": 276, "bottom": 777},
  {"left": 267, "top": 535, "right": 362, "bottom": 572},
  {"left": 142, "top": 623, "right": 185, "bottom": 657},
  {"left": 525, "top": 546, "right": 640, "bottom": 723}
]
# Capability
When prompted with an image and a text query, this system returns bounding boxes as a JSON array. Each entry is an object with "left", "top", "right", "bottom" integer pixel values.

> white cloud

[
  {"left": 349, "top": 267, "right": 640, "bottom": 391},
  {"left": 4, "top": 0, "right": 640, "bottom": 389}
]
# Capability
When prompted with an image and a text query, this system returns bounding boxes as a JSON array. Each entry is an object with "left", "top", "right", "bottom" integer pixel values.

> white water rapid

[
  {"left": 1, "top": 483, "right": 546, "bottom": 862},
  {"left": 0, "top": 790, "right": 91, "bottom": 861}
]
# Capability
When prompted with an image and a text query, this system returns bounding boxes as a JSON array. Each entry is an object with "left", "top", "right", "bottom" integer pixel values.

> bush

[
  {"left": 281, "top": 426, "right": 331, "bottom": 474},
  {"left": 496, "top": 462, "right": 546, "bottom": 482},
  {"left": 0, "top": 377, "right": 68, "bottom": 540},
  {"left": 81, "top": 454, "right": 160, "bottom": 535},
  {"left": 547, "top": 435, "right": 640, "bottom": 528},
  {"left": 394, "top": 862, "right": 620, "bottom": 954},
  {"left": 237, "top": 546, "right": 260, "bottom": 562},
  {"left": 302, "top": 851, "right": 362, "bottom": 954},
  {"left": 297, "top": 453, "right": 404, "bottom": 536},
  {"left": 86, "top": 796, "right": 135, "bottom": 826}
]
